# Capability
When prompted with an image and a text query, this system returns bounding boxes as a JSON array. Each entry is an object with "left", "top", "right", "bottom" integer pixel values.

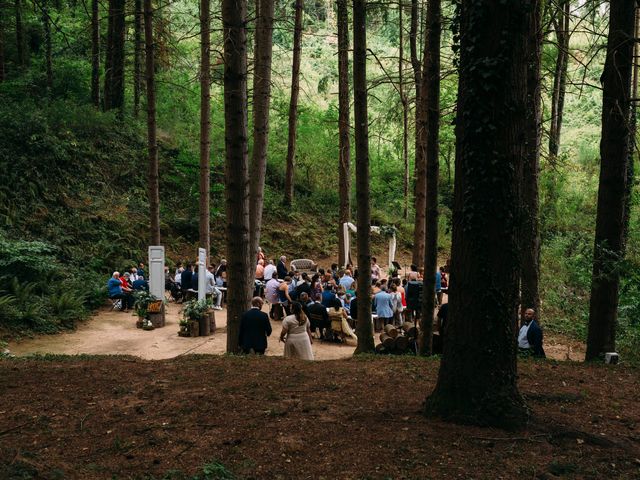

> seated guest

[
  {"left": 310, "top": 274, "right": 323, "bottom": 302},
  {"left": 295, "top": 272, "right": 312, "bottom": 299},
  {"left": 343, "top": 293, "right": 353, "bottom": 315},
  {"left": 328, "top": 298, "right": 357, "bottom": 341},
  {"left": 519, "top": 308, "right": 546, "bottom": 358},
  {"left": 181, "top": 264, "right": 194, "bottom": 296},
  {"left": 132, "top": 275, "right": 148, "bottom": 291},
  {"left": 321, "top": 285, "right": 337, "bottom": 308},
  {"left": 214, "top": 259, "right": 227, "bottom": 285},
  {"left": 307, "top": 298, "right": 330, "bottom": 339},
  {"left": 339, "top": 269, "right": 355, "bottom": 291},
  {"left": 238, "top": 297, "right": 272, "bottom": 354},
  {"left": 107, "top": 272, "right": 133, "bottom": 311},
  {"left": 206, "top": 266, "right": 223, "bottom": 310},
  {"left": 130, "top": 267, "right": 139, "bottom": 282},
  {"left": 120, "top": 272, "right": 133, "bottom": 293},
  {"left": 263, "top": 260, "right": 276, "bottom": 281}
]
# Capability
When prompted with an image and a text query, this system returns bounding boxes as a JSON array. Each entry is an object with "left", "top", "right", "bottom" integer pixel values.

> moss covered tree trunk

[
  {"left": 353, "top": 0, "right": 374, "bottom": 354},
  {"left": 418, "top": 0, "right": 440, "bottom": 356},
  {"left": 199, "top": 0, "right": 211, "bottom": 261},
  {"left": 249, "top": 0, "right": 274, "bottom": 260},
  {"left": 133, "top": 0, "right": 143, "bottom": 117},
  {"left": 144, "top": 0, "right": 160, "bottom": 245},
  {"left": 223, "top": 0, "right": 252, "bottom": 353},
  {"left": 283, "top": 0, "right": 303, "bottom": 207},
  {"left": 424, "top": 0, "right": 529, "bottom": 429},
  {"left": 337, "top": 0, "right": 351, "bottom": 267},
  {"left": 586, "top": 0, "right": 635, "bottom": 361},
  {"left": 91, "top": 0, "right": 100, "bottom": 107}
]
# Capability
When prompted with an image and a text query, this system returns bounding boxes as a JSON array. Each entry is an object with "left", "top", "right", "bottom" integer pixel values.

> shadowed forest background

[{"left": 0, "top": 0, "right": 639, "bottom": 362}]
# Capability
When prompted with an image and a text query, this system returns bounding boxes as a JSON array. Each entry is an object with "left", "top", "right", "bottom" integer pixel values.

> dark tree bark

[
  {"left": 15, "top": 0, "right": 27, "bottom": 67},
  {"left": 91, "top": 0, "right": 100, "bottom": 108},
  {"left": 337, "top": 0, "right": 351, "bottom": 267},
  {"left": 144, "top": 0, "right": 161, "bottom": 245},
  {"left": 0, "top": 19, "right": 5, "bottom": 82},
  {"left": 586, "top": 0, "right": 635, "bottom": 362},
  {"left": 353, "top": 0, "right": 374, "bottom": 354},
  {"left": 548, "top": 0, "right": 569, "bottom": 160},
  {"left": 249, "top": 0, "right": 275, "bottom": 261},
  {"left": 520, "top": 0, "right": 542, "bottom": 320},
  {"left": 40, "top": 0, "right": 53, "bottom": 90},
  {"left": 424, "top": 0, "right": 530, "bottom": 429},
  {"left": 399, "top": 3, "right": 410, "bottom": 221},
  {"left": 283, "top": 0, "right": 303, "bottom": 207},
  {"left": 409, "top": 0, "right": 421, "bottom": 100},
  {"left": 223, "top": 0, "right": 252, "bottom": 352},
  {"left": 133, "top": 0, "right": 143, "bottom": 117},
  {"left": 199, "top": 0, "right": 211, "bottom": 260},
  {"left": 418, "top": 0, "right": 440, "bottom": 356},
  {"left": 104, "top": 0, "right": 125, "bottom": 112}
]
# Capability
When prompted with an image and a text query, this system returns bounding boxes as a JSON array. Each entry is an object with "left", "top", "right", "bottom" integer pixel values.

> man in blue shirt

[
  {"left": 339, "top": 269, "right": 355, "bottom": 291},
  {"left": 107, "top": 272, "right": 133, "bottom": 311},
  {"left": 435, "top": 269, "right": 442, "bottom": 305},
  {"left": 321, "top": 285, "right": 337, "bottom": 308},
  {"left": 373, "top": 287, "right": 394, "bottom": 332}
]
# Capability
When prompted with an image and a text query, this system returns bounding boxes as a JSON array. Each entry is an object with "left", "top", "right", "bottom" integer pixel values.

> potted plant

[
  {"left": 179, "top": 299, "right": 209, "bottom": 337},
  {"left": 133, "top": 291, "right": 159, "bottom": 328}
]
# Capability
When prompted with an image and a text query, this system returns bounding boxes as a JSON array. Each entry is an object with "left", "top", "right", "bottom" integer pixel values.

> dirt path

[
  {"left": 8, "top": 301, "right": 584, "bottom": 361},
  {"left": 8, "top": 302, "right": 356, "bottom": 360}
]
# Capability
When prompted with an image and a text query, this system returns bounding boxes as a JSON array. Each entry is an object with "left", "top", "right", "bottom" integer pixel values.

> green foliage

[
  {"left": 182, "top": 299, "right": 209, "bottom": 322},
  {"left": 133, "top": 291, "right": 160, "bottom": 319}
]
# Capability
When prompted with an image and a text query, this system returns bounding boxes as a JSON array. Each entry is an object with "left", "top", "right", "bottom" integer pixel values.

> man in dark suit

[
  {"left": 518, "top": 308, "right": 546, "bottom": 358},
  {"left": 239, "top": 297, "right": 272, "bottom": 354},
  {"left": 277, "top": 256, "right": 288, "bottom": 279}
]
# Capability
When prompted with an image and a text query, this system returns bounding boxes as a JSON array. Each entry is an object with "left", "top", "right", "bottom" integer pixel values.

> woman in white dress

[{"left": 280, "top": 302, "right": 314, "bottom": 360}]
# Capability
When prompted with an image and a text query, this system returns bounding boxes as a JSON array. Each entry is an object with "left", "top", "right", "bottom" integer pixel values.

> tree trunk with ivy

[
  {"left": 283, "top": 0, "right": 304, "bottom": 207},
  {"left": 249, "top": 0, "right": 275, "bottom": 261},
  {"left": 337, "top": 0, "right": 351, "bottom": 267},
  {"left": 223, "top": 0, "right": 252, "bottom": 353},
  {"left": 586, "top": 0, "right": 635, "bottom": 362},
  {"left": 424, "top": 0, "right": 529, "bottom": 429},
  {"left": 353, "top": 0, "right": 374, "bottom": 354},
  {"left": 418, "top": 0, "right": 440, "bottom": 356}
]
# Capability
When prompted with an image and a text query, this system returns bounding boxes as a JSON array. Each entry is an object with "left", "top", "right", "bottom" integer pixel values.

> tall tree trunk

[
  {"left": 520, "top": 0, "right": 542, "bottom": 320},
  {"left": 223, "top": 0, "right": 252, "bottom": 353},
  {"left": 337, "top": 0, "right": 351, "bottom": 267},
  {"left": 586, "top": 0, "right": 635, "bottom": 362},
  {"left": 424, "top": 0, "right": 529, "bottom": 429},
  {"left": 91, "top": 0, "right": 100, "bottom": 107},
  {"left": 42, "top": 0, "right": 53, "bottom": 90},
  {"left": 249, "top": 0, "right": 275, "bottom": 261},
  {"left": 104, "top": 0, "right": 125, "bottom": 112},
  {"left": 548, "top": 0, "right": 569, "bottom": 160},
  {"left": 399, "top": 2, "right": 409, "bottom": 220},
  {"left": 283, "top": 0, "right": 303, "bottom": 207},
  {"left": 15, "top": 0, "right": 26, "bottom": 67},
  {"left": 622, "top": 6, "right": 639, "bottom": 250},
  {"left": 133, "top": 0, "right": 142, "bottom": 117},
  {"left": 0, "top": 20, "right": 5, "bottom": 82},
  {"left": 144, "top": 0, "right": 161, "bottom": 245},
  {"left": 418, "top": 0, "right": 440, "bottom": 356},
  {"left": 353, "top": 0, "right": 374, "bottom": 354},
  {"left": 409, "top": 0, "right": 427, "bottom": 266},
  {"left": 199, "top": 0, "right": 211, "bottom": 260}
]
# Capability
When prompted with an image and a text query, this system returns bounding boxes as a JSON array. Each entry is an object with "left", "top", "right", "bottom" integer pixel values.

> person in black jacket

[
  {"left": 518, "top": 308, "right": 546, "bottom": 358},
  {"left": 239, "top": 297, "right": 272, "bottom": 354},
  {"left": 277, "top": 256, "right": 288, "bottom": 279}
]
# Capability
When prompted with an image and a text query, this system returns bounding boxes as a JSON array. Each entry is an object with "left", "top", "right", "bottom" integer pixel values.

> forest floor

[{"left": 1, "top": 355, "right": 639, "bottom": 479}]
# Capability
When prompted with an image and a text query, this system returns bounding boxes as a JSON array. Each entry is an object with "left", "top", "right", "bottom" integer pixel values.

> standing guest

[
  {"left": 257, "top": 246, "right": 266, "bottom": 264},
  {"left": 389, "top": 284, "right": 403, "bottom": 325},
  {"left": 265, "top": 273, "right": 281, "bottom": 319},
  {"left": 280, "top": 302, "right": 314, "bottom": 360},
  {"left": 339, "top": 269, "right": 355, "bottom": 291},
  {"left": 440, "top": 266, "right": 448, "bottom": 291},
  {"left": 107, "top": 272, "right": 133, "bottom": 311},
  {"left": 435, "top": 268, "right": 443, "bottom": 306},
  {"left": 310, "top": 273, "right": 323, "bottom": 302},
  {"left": 239, "top": 297, "right": 272, "bottom": 354},
  {"left": 405, "top": 272, "right": 423, "bottom": 321},
  {"left": 174, "top": 264, "right": 184, "bottom": 286},
  {"left": 373, "top": 286, "right": 394, "bottom": 331},
  {"left": 277, "top": 256, "right": 288, "bottom": 279},
  {"left": 371, "top": 257, "right": 382, "bottom": 282},
  {"left": 263, "top": 260, "right": 277, "bottom": 281},
  {"left": 518, "top": 308, "right": 546, "bottom": 358},
  {"left": 214, "top": 259, "right": 227, "bottom": 282},
  {"left": 255, "top": 259, "right": 265, "bottom": 281},
  {"left": 278, "top": 276, "right": 293, "bottom": 314}
]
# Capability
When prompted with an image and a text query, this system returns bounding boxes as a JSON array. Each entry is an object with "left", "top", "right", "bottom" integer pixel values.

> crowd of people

[{"left": 106, "top": 251, "right": 544, "bottom": 359}]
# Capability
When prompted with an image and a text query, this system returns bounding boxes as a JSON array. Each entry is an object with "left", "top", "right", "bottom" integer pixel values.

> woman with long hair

[{"left": 280, "top": 302, "right": 314, "bottom": 360}]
